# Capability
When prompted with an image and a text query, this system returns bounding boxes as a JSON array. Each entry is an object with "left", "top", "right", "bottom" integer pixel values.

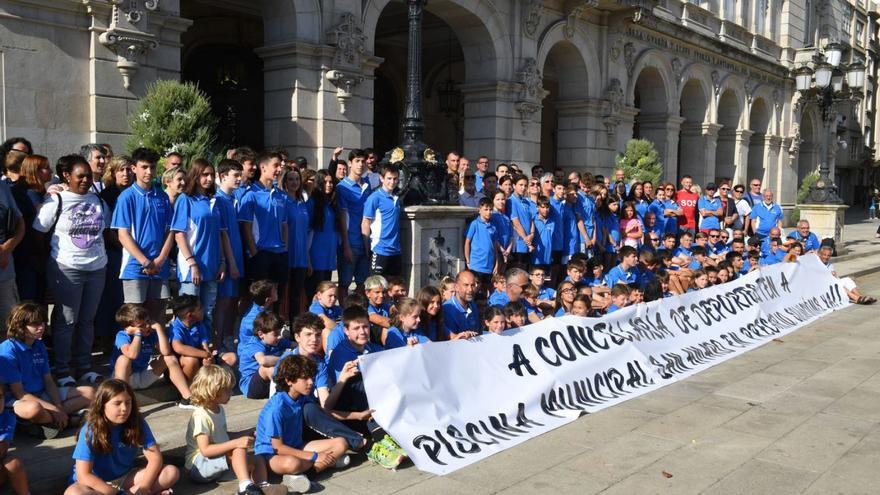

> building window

[
  {"left": 841, "top": 4, "right": 853, "bottom": 37},
  {"left": 804, "top": 0, "right": 813, "bottom": 46},
  {"left": 849, "top": 136, "right": 860, "bottom": 161},
  {"left": 855, "top": 21, "right": 865, "bottom": 45}
]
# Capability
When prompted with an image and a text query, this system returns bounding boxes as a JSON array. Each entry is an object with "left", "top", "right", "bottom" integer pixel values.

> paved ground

[{"left": 18, "top": 212, "right": 880, "bottom": 494}]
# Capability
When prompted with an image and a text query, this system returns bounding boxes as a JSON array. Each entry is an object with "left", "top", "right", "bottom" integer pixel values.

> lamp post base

[{"left": 797, "top": 203, "right": 849, "bottom": 253}]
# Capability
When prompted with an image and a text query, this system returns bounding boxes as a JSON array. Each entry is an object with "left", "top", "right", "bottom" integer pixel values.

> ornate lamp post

[
  {"left": 385, "top": 0, "right": 451, "bottom": 205},
  {"left": 793, "top": 42, "right": 866, "bottom": 204}
]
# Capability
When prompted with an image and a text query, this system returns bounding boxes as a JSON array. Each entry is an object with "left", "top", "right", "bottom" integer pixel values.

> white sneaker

[
  {"left": 334, "top": 454, "right": 351, "bottom": 469},
  {"left": 281, "top": 474, "right": 311, "bottom": 494}
]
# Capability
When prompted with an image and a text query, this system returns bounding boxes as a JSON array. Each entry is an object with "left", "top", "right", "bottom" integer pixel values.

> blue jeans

[
  {"left": 180, "top": 280, "right": 218, "bottom": 334},
  {"left": 47, "top": 261, "right": 106, "bottom": 375}
]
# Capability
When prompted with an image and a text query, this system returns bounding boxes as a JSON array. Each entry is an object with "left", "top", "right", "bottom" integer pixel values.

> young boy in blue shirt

[
  {"left": 239, "top": 280, "right": 278, "bottom": 346},
  {"left": 531, "top": 196, "right": 556, "bottom": 272},
  {"left": 697, "top": 183, "right": 723, "bottom": 233},
  {"left": 170, "top": 295, "right": 237, "bottom": 408},
  {"left": 112, "top": 147, "right": 175, "bottom": 325},
  {"left": 509, "top": 174, "right": 535, "bottom": 268},
  {"left": 239, "top": 312, "right": 291, "bottom": 399},
  {"left": 464, "top": 197, "right": 501, "bottom": 294},
  {"left": 336, "top": 149, "right": 371, "bottom": 297},
  {"left": 255, "top": 355, "right": 349, "bottom": 493},
  {"left": 606, "top": 284, "right": 630, "bottom": 314},
  {"left": 214, "top": 159, "right": 245, "bottom": 352},
  {"left": 111, "top": 303, "right": 191, "bottom": 402},
  {"left": 364, "top": 275, "right": 391, "bottom": 345},
  {"left": 362, "top": 163, "right": 402, "bottom": 276},
  {"left": 604, "top": 246, "right": 640, "bottom": 287}
]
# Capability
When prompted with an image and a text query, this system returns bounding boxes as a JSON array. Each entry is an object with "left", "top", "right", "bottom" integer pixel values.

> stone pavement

[{"left": 17, "top": 213, "right": 880, "bottom": 494}]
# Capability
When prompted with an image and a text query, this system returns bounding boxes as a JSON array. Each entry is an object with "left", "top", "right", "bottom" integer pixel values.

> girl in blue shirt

[
  {"left": 628, "top": 182, "right": 650, "bottom": 221},
  {"left": 172, "top": 159, "right": 230, "bottom": 335},
  {"left": 416, "top": 285, "right": 444, "bottom": 341},
  {"left": 308, "top": 281, "right": 342, "bottom": 331},
  {"left": 553, "top": 281, "right": 576, "bottom": 316},
  {"left": 306, "top": 170, "right": 339, "bottom": 298},
  {"left": 384, "top": 298, "right": 431, "bottom": 349},
  {"left": 283, "top": 168, "right": 311, "bottom": 321},
  {"left": 66, "top": 379, "right": 178, "bottom": 495},
  {"left": 596, "top": 194, "right": 621, "bottom": 271},
  {"left": 489, "top": 191, "right": 513, "bottom": 264}
]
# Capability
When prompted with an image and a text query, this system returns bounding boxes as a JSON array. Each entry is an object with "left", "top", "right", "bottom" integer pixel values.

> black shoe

[
  {"left": 177, "top": 398, "right": 196, "bottom": 410},
  {"left": 238, "top": 483, "right": 264, "bottom": 495}
]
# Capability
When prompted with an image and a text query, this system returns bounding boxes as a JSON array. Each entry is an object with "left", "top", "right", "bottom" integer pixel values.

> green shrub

[
  {"left": 791, "top": 171, "right": 819, "bottom": 223},
  {"left": 126, "top": 80, "right": 218, "bottom": 172},
  {"left": 615, "top": 139, "right": 663, "bottom": 185}
]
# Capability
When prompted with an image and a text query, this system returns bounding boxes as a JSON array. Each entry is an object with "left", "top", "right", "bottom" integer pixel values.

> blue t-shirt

[
  {"left": 466, "top": 217, "right": 498, "bottom": 274},
  {"left": 239, "top": 303, "right": 264, "bottom": 345},
  {"left": 634, "top": 199, "right": 649, "bottom": 221},
  {"left": 110, "top": 331, "right": 158, "bottom": 373},
  {"left": 697, "top": 196, "right": 722, "bottom": 230},
  {"left": 328, "top": 338, "right": 383, "bottom": 382},
  {"left": 368, "top": 302, "right": 390, "bottom": 319},
  {"left": 171, "top": 194, "right": 225, "bottom": 282},
  {"left": 285, "top": 197, "right": 310, "bottom": 268},
  {"left": 490, "top": 211, "right": 513, "bottom": 250},
  {"left": 598, "top": 212, "right": 620, "bottom": 252},
  {"left": 274, "top": 348, "right": 331, "bottom": 391},
  {"left": 760, "top": 249, "right": 786, "bottom": 265},
  {"left": 238, "top": 337, "right": 288, "bottom": 393},
  {"left": 663, "top": 200, "right": 680, "bottom": 234},
  {"left": 0, "top": 410, "right": 15, "bottom": 442},
  {"left": 787, "top": 231, "right": 820, "bottom": 252},
  {"left": 71, "top": 420, "right": 156, "bottom": 483},
  {"left": 531, "top": 216, "right": 555, "bottom": 265},
  {"left": 325, "top": 323, "right": 347, "bottom": 358},
  {"left": 254, "top": 391, "right": 305, "bottom": 455},
  {"left": 308, "top": 199, "right": 338, "bottom": 271},
  {"left": 170, "top": 318, "right": 209, "bottom": 350},
  {"left": 751, "top": 202, "right": 783, "bottom": 236},
  {"left": 538, "top": 286, "right": 556, "bottom": 301},
  {"left": 607, "top": 304, "right": 621, "bottom": 314},
  {"left": 560, "top": 201, "right": 580, "bottom": 256},
  {"left": 649, "top": 200, "right": 668, "bottom": 234},
  {"left": 417, "top": 319, "right": 441, "bottom": 341},
  {"left": 308, "top": 301, "right": 342, "bottom": 321},
  {"left": 442, "top": 296, "right": 480, "bottom": 336},
  {"left": 363, "top": 189, "right": 401, "bottom": 256},
  {"left": 0, "top": 338, "right": 50, "bottom": 398},
  {"left": 605, "top": 264, "right": 639, "bottom": 287},
  {"left": 384, "top": 326, "right": 431, "bottom": 350},
  {"left": 549, "top": 198, "right": 565, "bottom": 250},
  {"left": 488, "top": 290, "right": 510, "bottom": 308},
  {"left": 336, "top": 177, "right": 370, "bottom": 250},
  {"left": 509, "top": 193, "right": 534, "bottom": 253},
  {"left": 111, "top": 183, "right": 172, "bottom": 280},
  {"left": 577, "top": 193, "right": 595, "bottom": 240},
  {"left": 238, "top": 182, "right": 288, "bottom": 254},
  {"left": 215, "top": 190, "right": 244, "bottom": 281}
]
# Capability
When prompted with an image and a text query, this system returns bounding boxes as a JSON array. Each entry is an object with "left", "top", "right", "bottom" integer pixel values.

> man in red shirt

[{"left": 676, "top": 175, "right": 699, "bottom": 235}]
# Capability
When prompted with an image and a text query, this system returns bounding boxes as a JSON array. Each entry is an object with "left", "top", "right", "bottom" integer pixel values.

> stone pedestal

[
  {"left": 400, "top": 205, "right": 477, "bottom": 294},
  {"left": 797, "top": 203, "right": 849, "bottom": 251}
]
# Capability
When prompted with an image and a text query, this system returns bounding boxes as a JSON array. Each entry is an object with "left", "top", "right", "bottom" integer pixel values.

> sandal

[
  {"left": 78, "top": 371, "right": 103, "bottom": 384},
  {"left": 856, "top": 296, "right": 872, "bottom": 305}
]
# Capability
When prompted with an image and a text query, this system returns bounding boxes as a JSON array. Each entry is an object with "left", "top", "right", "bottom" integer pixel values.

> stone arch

[
  {"left": 678, "top": 77, "right": 712, "bottom": 183},
  {"left": 715, "top": 88, "right": 742, "bottom": 180},
  {"left": 538, "top": 37, "right": 591, "bottom": 169},
  {"left": 363, "top": 0, "right": 510, "bottom": 82},
  {"left": 630, "top": 54, "right": 678, "bottom": 181},
  {"left": 262, "top": 0, "right": 322, "bottom": 45},
  {"left": 797, "top": 106, "right": 820, "bottom": 185},
  {"left": 747, "top": 97, "right": 771, "bottom": 183},
  {"left": 627, "top": 50, "right": 676, "bottom": 113},
  {"left": 535, "top": 22, "right": 601, "bottom": 99}
]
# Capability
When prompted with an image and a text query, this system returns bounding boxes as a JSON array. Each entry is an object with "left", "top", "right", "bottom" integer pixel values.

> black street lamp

[
  {"left": 384, "top": 0, "right": 452, "bottom": 205},
  {"left": 794, "top": 42, "right": 866, "bottom": 204}
]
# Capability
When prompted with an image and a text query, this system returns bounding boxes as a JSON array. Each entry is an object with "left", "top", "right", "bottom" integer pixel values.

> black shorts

[
  {"left": 245, "top": 374, "right": 270, "bottom": 400},
  {"left": 371, "top": 253, "right": 402, "bottom": 277},
  {"left": 246, "top": 251, "right": 288, "bottom": 285}
]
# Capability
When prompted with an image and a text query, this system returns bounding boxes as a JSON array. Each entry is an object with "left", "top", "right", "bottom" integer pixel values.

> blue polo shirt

[
  {"left": 531, "top": 216, "right": 555, "bottom": 265},
  {"left": 697, "top": 196, "right": 722, "bottom": 230},
  {"left": 604, "top": 264, "right": 638, "bottom": 287},
  {"left": 0, "top": 411, "right": 15, "bottom": 442},
  {"left": 549, "top": 198, "right": 565, "bottom": 250},
  {"left": 606, "top": 304, "right": 621, "bottom": 314},
  {"left": 233, "top": 181, "right": 256, "bottom": 205},
  {"left": 598, "top": 212, "right": 620, "bottom": 252},
  {"left": 308, "top": 301, "right": 341, "bottom": 321},
  {"left": 760, "top": 249, "right": 786, "bottom": 265},
  {"left": 417, "top": 319, "right": 441, "bottom": 341},
  {"left": 751, "top": 201, "right": 783, "bottom": 237},
  {"left": 368, "top": 302, "right": 390, "bottom": 318},
  {"left": 787, "top": 231, "right": 820, "bottom": 252},
  {"left": 308, "top": 199, "right": 338, "bottom": 271},
  {"left": 509, "top": 193, "right": 534, "bottom": 253},
  {"left": 170, "top": 318, "right": 209, "bottom": 349},
  {"left": 363, "top": 188, "right": 401, "bottom": 256},
  {"left": 274, "top": 347, "right": 331, "bottom": 391},
  {"left": 216, "top": 190, "right": 244, "bottom": 283},
  {"left": 328, "top": 338, "right": 383, "bottom": 382},
  {"left": 560, "top": 201, "right": 580, "bottom": 256},
  {"left": 325, "top": 323, "right": 347, "bottom": 357},
  {"left": 649, "top": 200, "right": 668, "bottom": 234},
  {"left": 238, "top": 182, "right": 287, "bottom": 254},
  {"left": 384, "top": 326, "right": 431, "bottom": 350},
  {"left": 538, "top": 286, "right": 556, "bottom": 301},
  {"left": 442, "top": 296, "right": 480, "bottom": 336},
  {"left": 466, "top": 217, "right": 498, "bottom": 274},
  {"left": 171, "top": 194, "right": 225, "bottom": 282},
  {"left": 634, "top": 199, "right": 649, "bottom": 221},
  {"left": 110, "top": 331, "right": 158, "bottom": 373},
  {"left": 490, "top": 211, "right": 512, "bottom": 250},
  {"left": 577, "top": 193, "right": 596, "bottom": 240},
  {"left": 254, "top": 391, "right": 305, "bottom": 455},
  {"left": 336, "top": 177, "right": 370, "bottom": 250},
  {"left": 663, "top": 200, "right": 680, "bottom": 234},
  {"left": 475, "top": 172, "right": 485, "bottom": 192},
  {"left": 71, "top": 420, "right": 156, "bottom": 483},
  {"left": 285, "top": 197, "right": 310, "bottom": 268},
  {"left": 488, "top": 290, "right": 510, "bottom": 308},
  {"left": 238, "top": 337, "right": 288, "bottom": 393},
  {"left": 238, "top": 303, "right": 264, "bottom": 345},
  {"left": 111, "top": 183, "right": 172, "bottom": 279},
  {"left": 0, "top": 338, "right": 50, "bottom": 399}
]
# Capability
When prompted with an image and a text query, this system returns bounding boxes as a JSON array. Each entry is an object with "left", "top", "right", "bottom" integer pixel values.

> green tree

[
  {"left": 791, "top": 171, "right": 819, "bottom": 223},
  {"left": 126, "top": 80, "right": 218, "bottom": 166},
  {"left": 615, "top": 139, "right": 663, "bottom": 185}
]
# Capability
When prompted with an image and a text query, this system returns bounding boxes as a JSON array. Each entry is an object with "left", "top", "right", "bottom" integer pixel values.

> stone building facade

[{"left": 1, "top": 0, "right": 878, "bottom": 211}]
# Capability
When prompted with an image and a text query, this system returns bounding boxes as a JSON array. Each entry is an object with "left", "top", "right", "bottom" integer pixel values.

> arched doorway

[
  {"left": 181, "top": 2, "right": 264, "bottom": 150},
  {"left": 747, "top": 98, "right": 770, "bottom": 184},
  {"left": 797, "top": 110, "right": 818, "bottom": 185},
  {"left": 715, "top": 89, "right": 741, "bottom": 181},
  {"left": 678, "top": 79, "right": 710, "bottom": 184},
  {"left": 540, "top": 41, "right": 589, "bottom": 170},
  {"left": 632, "top": 67, "right": 672, "bottom": 180}
]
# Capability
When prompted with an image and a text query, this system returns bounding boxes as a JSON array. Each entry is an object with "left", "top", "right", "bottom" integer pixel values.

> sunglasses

[
  {"left": 650, "top": 238, "right": 660, "bottom": 242},
  {"left": 751, "top": 183, "right": 761, "bottom": 187},
  {"left": 720, "top": 187, "right": 730, "bottom": 191},
  {"left": 709, "top": 234, "right": 719, "bottom": 238},
  {"left": 734, "top": 189, "right": 744, "bottom": 193}
]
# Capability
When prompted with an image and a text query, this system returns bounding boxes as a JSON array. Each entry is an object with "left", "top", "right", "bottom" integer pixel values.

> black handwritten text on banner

[{"left": 359, "top": 255, "right": 850, "bottom": 475}]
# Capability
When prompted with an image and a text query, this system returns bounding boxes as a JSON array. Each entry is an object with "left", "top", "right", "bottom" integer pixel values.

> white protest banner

[{"left": 359, "top": 254, "right": 850, "bottom": 475}]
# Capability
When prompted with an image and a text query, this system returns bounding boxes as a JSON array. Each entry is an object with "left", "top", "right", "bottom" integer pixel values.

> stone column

[
  {"left": 678, "top": 121, "right": 704, "bottom": 182},
  {"left": 701, "top": 123, "right": 722, "bottom": 183},
  {"left": 732, "top": 128, "right": 754, "bottom": 185},
  {"left": 459, "top": 82, "right": 524, "bottom": 167},
  {"left": 715, "top": 127, "right": 737, "bottom": 180},
  {"left": 556, "top": 99, "right": 614, "bottom": 175},
  {"left": 763, "top": 134, "right": 783, "bottom": 193},
  {"left": 637, "top": 115, "right": 684, "bottom": 183}
]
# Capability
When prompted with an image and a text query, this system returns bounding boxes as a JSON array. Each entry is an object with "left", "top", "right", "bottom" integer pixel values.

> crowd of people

[{"left": 0, "top": 137, "right": 874, "bottom": 495}]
